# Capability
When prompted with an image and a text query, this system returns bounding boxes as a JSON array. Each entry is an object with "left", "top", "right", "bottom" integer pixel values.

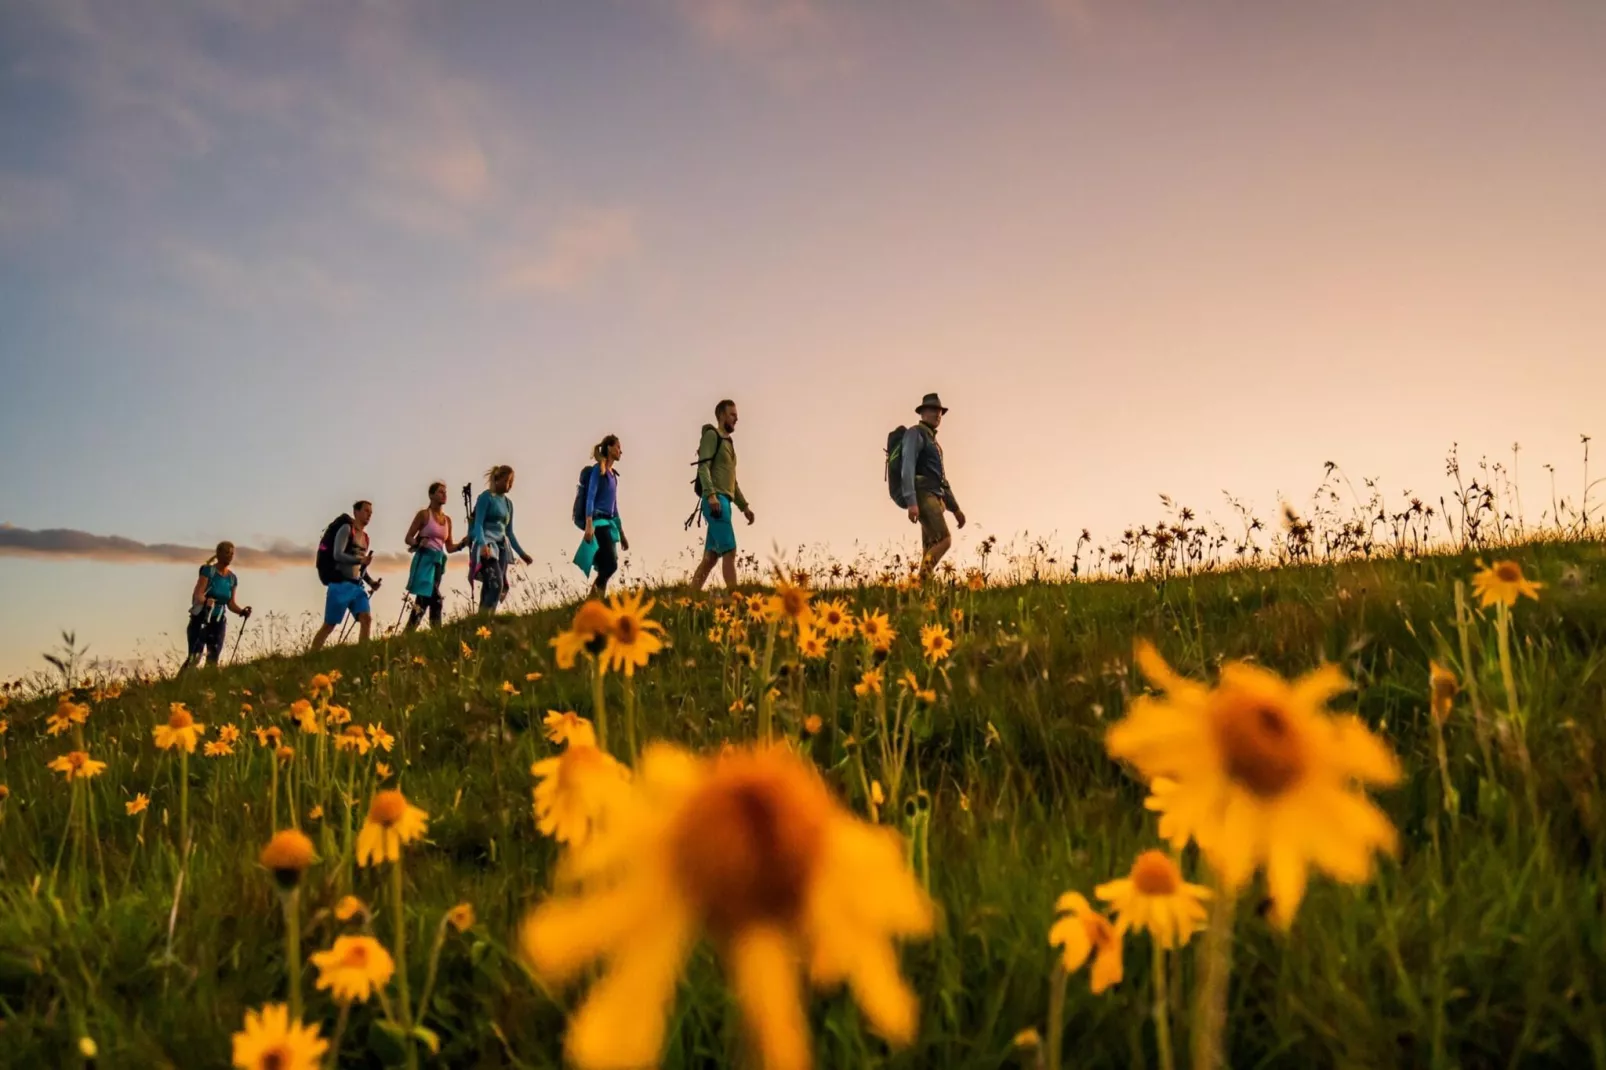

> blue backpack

[{"left": 571, "top": 465, "right": 596, "bottom": 530}]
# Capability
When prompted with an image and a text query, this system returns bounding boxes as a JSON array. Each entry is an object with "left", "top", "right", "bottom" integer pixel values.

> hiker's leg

[
  {"left": 357, "top": 613, "right": 373, "bottom": 644},
  {"left": 922, "top": 535, "right": 953, "bottom": 577},
  {"left": 310, "top": 623, "right": 335, "bottom": 651},
  {"left": 720, "top": 551, "right": 739, "bottom": 589},
  {"left": 182, "top": 615, "right": 205, "bottom": 670},
  {"left": 592, "top": 528, "right": 618, "bottom": 598},
  {"left": 917, "top": 494, "right": 952, "bottom": 578},
  {"left": 205, "top": 620, "right": 226, "bottom": 666},
  {"left": 404, "top": 602, "right": 424, "bottom": 632},
  {"left": 690, "top": 550, "right": 719, "bottom": 591},
  {"left": 426, "top": 595, "right": 443, "bottom": 629}
]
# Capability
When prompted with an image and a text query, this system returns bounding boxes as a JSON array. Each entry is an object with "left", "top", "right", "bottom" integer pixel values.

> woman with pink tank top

[{"left": 402, "top": 481, "right": 466, "bottom": 630}]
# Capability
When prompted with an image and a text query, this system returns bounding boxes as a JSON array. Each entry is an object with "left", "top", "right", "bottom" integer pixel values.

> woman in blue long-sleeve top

[
  {"left": 581, "top": 435, "right": 629, "bottom": 598},
  {"left": 470, "top": 464, "right": 533, "bottom": 612}
]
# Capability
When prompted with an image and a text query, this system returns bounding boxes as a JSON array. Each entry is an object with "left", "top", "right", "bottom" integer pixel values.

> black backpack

[
  {"left": 315, "top": 514, "right": 352, "bottom": 586},
  {"left": 683, "top": 430, "right": 724, "bottom": 529},
  {"left": 885, "top": 426, "right": 909, "bottom": 506},
  {"left": 572, "top": 465, "right": 597, "bottom": 530}
]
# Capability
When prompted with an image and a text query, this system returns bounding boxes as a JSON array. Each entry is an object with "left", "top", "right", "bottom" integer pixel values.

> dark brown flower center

[
  {"left": 1211, "top": 693, "right": 1306, "bottom": 797},
  {"left": 1495, "top": 562, "right": 1521, "bottom": 583},
  {"left": 1131, "top": 850, "right": 1180, "bottom": 896}
]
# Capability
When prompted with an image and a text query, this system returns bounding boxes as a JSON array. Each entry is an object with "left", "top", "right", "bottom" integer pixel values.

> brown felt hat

[{"left": 916, "top": 392, "right": 949, "bottom": 414}]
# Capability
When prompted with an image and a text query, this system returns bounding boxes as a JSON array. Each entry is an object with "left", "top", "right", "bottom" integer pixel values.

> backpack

[
  {"left": 315, "top": 514, "right": 352, "bottom": 586},
  {"left": 683, "top": 428, "right": 724, "bottom": 529},
  {"left": 885, "top": 426, "right": 909, "bottom": 506},
  {"left": 572, "top": 465, "right": 597, "bottom": 530}
]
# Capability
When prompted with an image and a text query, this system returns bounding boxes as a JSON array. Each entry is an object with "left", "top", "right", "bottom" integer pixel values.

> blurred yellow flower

[
  {"left": 126, "top": 793, "right": 149, "bottom": 816},
  {"left": 477, "top": 626, "right": 493, "bottom": 639},
  {"left": 367, "top": 723, "right": 395, "bottom": 752},
  {"left": 919, "top": 624, "right": 953, "bottom": 663},
  {"left": 552, "top": 601, "right": 616, "bottom": 669},
  {"left": 501, "top": 680, "right": 518, "bottom": 695},
  {"left": 289, "top": 700, "right": 321, "bottom": 735},
  {"left": 518, "top": 744, "right": 933, "bottom": 1070},
  {"left": 525, "top": 672, "right": 544, "bottom": 682},
  {"left": 204, "top": 740, "right": 235, "bottom": 758},
  {"left": 334, "top": 895, "right": 366, "bottom": 922},
  {"left": 460, "top": 641, "right": 474, "bottom": 659},
  {"left": 765, "top": 577, "right": 814, "bottom": 628},
  {"left": 1472, "top": 560, "right": 1542, "bottom": 609},
  {"left": 356, "top": 790, "right": 429, "bottom": 866},
  {"left": 231, "top": 1003, "right": 327, "bottom": 1070},
  {"left": 49, "top": 750, "right": 107, "bottom": 781},
  {"left": 254, "top": 726, "right": 282, "bottom": 748},
  {"left": 376, "top": 762, "right": 393, "bottom": 780},
  {"left": 707, "top": 626, "right": 725, "bottom": 644},
  {"left": 544, "top": 710, "right": 596, "bottom": 748},
  {"left": 859, "top": 611, "right": 895, "bottom": 651},
  {"left": 326, "top": 705, "right": 352, "bottom": 727},
  {"left": 311, "top": 935, "right": 395, "bottom": 1004},
  {"left": 854, "top": 668, "right": 883, "bottom": 698},
  {"left": 309, "top": 673, "right": 334, "bottom": 698},
  {"left": 1429, "top": 661, "right": 1459, "bottom": 726},
  {"left": 334, "top": 725, "right": 370, "bottom": 754},
  {"left": 447, "top": 902, "right": 476, "bottom": 932},
  {"left": 1107, "top": 641, "right": 1401, "bottom": 929},
  {"left": 802, "top": 714, "right": 823, "bottom": 736},
  {"left": 307, "top": 805, "right": 324, "bottom": 821},
  {"left": 797, "top": 626, "right": 828, "bottom": 660},
  {"left": 154, "top": 704, "right": 206, "bottom": 752},
  {"left": 1095, "top": 850, "right": 1211, "bottom": 950},
  {"left": 530, "top": 743, "right": 629, "bottom": 848},
  {"left": 1048, "top": 892, "right": 1124, "bottom": 994},
  {"left": 817, "top": 600, "right": 855, "bottom": 641},
  {"left": 259, "top": 829, "right": 317, "bottom": 887},
  {"left": 219, "top": 724, "right": 241, "bottom": 745}
]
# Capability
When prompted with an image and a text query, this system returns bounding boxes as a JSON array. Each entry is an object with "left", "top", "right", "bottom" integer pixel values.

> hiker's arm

[
  {"left": 900, "top": 427, "right": 922, "bottom": 507},
  {"left": 732, "top": 481, "right": 750, "bottom": 513},
  {"left": 228, "top": 587, "right": 250, "bottom": 616},
  {"left": 505, "top": 505, "right": 530, "bottom": 561},
  {"left": 469, "top": 494, "right": 488, "bottom": 547},
  {"left": 404, "top": 509, "right": 426, "bottom": 549},
  {"left": 190, "top": 572, "right": 209, "bottom": 608},
  {"left": 332, "top": 524, "right": 360, "bottom": 566},
  {"left": 445, "top": 517, "right": 466, "bottom": 553},
  {"left": 697, "top": 429, "right": 719, "bottom": 503},
  {"left": 584, "top": 467, "right": 601, "bottom": 523}
]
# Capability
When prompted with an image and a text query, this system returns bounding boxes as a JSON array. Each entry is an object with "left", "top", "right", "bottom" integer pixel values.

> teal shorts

[{"left": 703, "top": 495, "right": 737, "bottom": 555}]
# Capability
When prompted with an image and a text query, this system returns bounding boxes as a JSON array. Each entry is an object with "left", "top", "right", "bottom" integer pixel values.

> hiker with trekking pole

[
  {"left": 402, "top": 481, "right": 468, "bottom": 631},
  {"left": 310, "top": 501, "right": 381, "bottom": 651},
  {"left": 571, "top": 435, "right": 630, "bottom": 599},
  {"left": 687, "top": 399, "right": 756, "bottom": 592},
  {"left": 470, "top": 465, "right": 533, "bottom": 614},
  {"left": 889, "top": 392, "right": 967, "bottom": 581},
  {"left": 178, "top": 540, "right": 251, "bottom": 674}
]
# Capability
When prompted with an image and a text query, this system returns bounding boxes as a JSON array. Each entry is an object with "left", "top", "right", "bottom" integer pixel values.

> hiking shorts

[
  {"left": 703, "top": 494, "right": 737, "bottom": 556},
  {"left": 917, "top": 492, "right": 950, "bottom": 551},
  {"left": 323, "top": 581, "right": 371, "bottom": 626}
]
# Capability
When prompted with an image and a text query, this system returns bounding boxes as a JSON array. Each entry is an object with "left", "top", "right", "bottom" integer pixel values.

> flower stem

[
  {"left": 1454, "top": 582, "right": 1495, "bottom": 778},
  {"left": 416, "top": 915, "right": 451, "bottom": 1036},
  {"left": 623, "top": 673, "right": 639, "bottom": 763},
  {"left": 1151, "top": 940, "right": 1174, "bottom": 1070},
  {"left": 281, "top": 887, "right": 303, "bottom": 1020},
  {"left": 590, "top": 656, "right": 609, "bottom": 753},
  {"left": 1045, "top": 960, "right": 1068, "bottom": 1070},
  {"left": 1192, "top": 881, "right": 1238, "bottom": 1070},
  {"left": 179, "top": 749, "right": 190, "bottom": 854},
  {"left": 757, "top": 618, "right": 779, "bottom": 744},
  {"left": 269, "top": 758, "right": 280, "bottom": 834},
  {"left": 392, "top": 860, "right": 416, "bottom": 1068}
]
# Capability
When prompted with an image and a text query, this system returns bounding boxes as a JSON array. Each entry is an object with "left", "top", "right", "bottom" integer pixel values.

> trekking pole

[
  {"left": 462, "top": 483, "right": 477, "bottom": 606},
  {"left": 230, "top": 611, "right": 251, "bottom": 663},
  {"left": 338, "top": 616, "right": 353, "bottom": 645},
  {"left": 394, "top": 595, "right": 411, "bottom": 632}
]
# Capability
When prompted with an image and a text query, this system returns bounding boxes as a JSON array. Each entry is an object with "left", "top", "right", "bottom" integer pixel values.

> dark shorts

[
  {"left": 918, "top": 492, "right": 950, "bottom": 551},
  {"left": 186, "top": 614, "right": 226, "bottom": 663}
]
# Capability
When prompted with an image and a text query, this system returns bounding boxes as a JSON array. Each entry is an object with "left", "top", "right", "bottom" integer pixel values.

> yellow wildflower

[
  {"left": 1048, "top": 892, "right": 1124, "bottom": 994},
  {"left": 49, "top": 750, "right": 107, "bottom": 781},
  {"left": 1094, "top": 850, "right": 1212, "bottom": 949},
  {"left": 356, "top": 790, "right": 429, "bottom": 866},
  {"left": 310, "top": 935, "right": 395, "bottom": 1004},
  {"left": 127, "top": 793, "right": 149, "bottom": 816},
  {"left": 1471, "top": 560, "right": 1542, "bottom": 609},
  {"left": 154, "top": 704, "right": 206, "bottom": 752},
  {"left": 231, "top": 1004, "right": 327, "bottom": 1070}
]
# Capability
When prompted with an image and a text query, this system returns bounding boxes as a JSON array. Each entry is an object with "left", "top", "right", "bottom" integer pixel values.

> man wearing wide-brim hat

[{"left": 898, "top": 392, "right": 966, "bottom": 578}]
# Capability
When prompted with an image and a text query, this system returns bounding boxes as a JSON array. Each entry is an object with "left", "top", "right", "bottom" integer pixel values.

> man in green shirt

[{"left": 690, "top": 398, "right": 756, "bottom": 591}]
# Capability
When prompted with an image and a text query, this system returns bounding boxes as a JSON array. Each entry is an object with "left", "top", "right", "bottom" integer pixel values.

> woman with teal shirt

[
  {"left": 470, "top": 464, "right": 533, "bottom": 612},
  {"left": 180, "top": 540, "right": 251, "bottom": 672}
]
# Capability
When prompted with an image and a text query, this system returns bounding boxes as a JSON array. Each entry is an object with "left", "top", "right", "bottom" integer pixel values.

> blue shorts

[
  {"left": 703, "top": 494, "right": 737, "bottom": 556},
  {"left": 324, "top": 581, "right": 372, "bottom": 626}
]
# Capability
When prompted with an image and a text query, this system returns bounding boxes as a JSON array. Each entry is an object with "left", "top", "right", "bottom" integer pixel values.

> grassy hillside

[{"left": 2, "top": 540, "right": 1605, "bottom": 1069}]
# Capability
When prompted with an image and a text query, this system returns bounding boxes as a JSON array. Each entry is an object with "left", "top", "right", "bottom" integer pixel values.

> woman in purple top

[{"left": 583, "top": 435, "right": 629, "bottom": 597}]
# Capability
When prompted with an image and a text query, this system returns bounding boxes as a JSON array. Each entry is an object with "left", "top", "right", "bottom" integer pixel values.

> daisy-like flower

[
  {"left": 1048, "top": 892, "right": 1124, "bottom": 994},
  {"left": 310, "top": 935, "right": 395, "bottom": 1004},
  {"left": 519, "top": 744, "right": 934, "bottom": 1070},
  {"left": 526, "top": 672, "right": 544, "bottom": 683},
  {"left": 744, "top": 593, "right": 769, "bottom": 620},
  {"left": 1106, "top": 641, "right": 1402, "bottom": 929},
  {"left": 259, "top": 829, "right": 318, "bottom": 889},
  {"left": 1429, "top": 661, "right": 1459, "bottom": 726},
  {"left": 764, "top": 576, "right": 814, "bottom": 629},
  {"left": 919, "top": 624, "right": 954, "bottom": 663},
  {"left": 1471, "top": 560, "right": 1543, "bottom": 609},
  {"left": 501, "top": 680, "right": 518, "bottom": 696},
  {"left": 334, "top": 725, "right": 371, "bottom": 755},
  {"left": 46, "top": 709, "right": 72, "bottom": 736},
  {"left": 376, "top": 762, "right": 393, "bottom": 780},
  {"left": 460, "top": 640, "right": 474, "bottom": 659},
  {"left": 326, "top": 705, "right": 352, "bottom": 727},
  {"left": 240, "top": 702, "right": 254, "bottom": 716},
  {"left": 1094, "top": 850, "right": 1212, "bottom": 949},
  {"left": 476, "top": 625, "right": 493, "bottom": 639},
  {"left": 897, "top": 670, "right": 935, "bottom": 705},
  {"left": 530, "top": 743, "right": 630, "bottom": 848},
  {"left": 49, "top": 750, "right": 107, "bottom": 781},
  {"left": 356, "top": 790, "right": 429, "bottom": 866},
  {"left": 966, "top": 571, "right": 986, "bottom": 592},
  {"left": 859, "top": 611, "right": 896, "bottom": 652},
  {"left": 802, "top": 715, "right": 824, "bottom": 736},
  {"left": 816, "top": 600, "right": 855, "bottom": 641},
  {"left": 309, "top": 673, "right": 334, "bottom": 697},
  {"left": 797, "top": 626, "right": 828, "bottom": 660},
  {"left": 275, "top": 745, "right": 295, "bottom": 764},
  {"left": 334, "top": 895, "right": 366, "bottom": 922},
  {"left": 552, "top": 601, "right": 617, "bottom": 670},
  {"left": 544, "top": 710, "right": 597, "bottom": 747},
  {"left": 950, "top": 608, "right": 964, "bottom": 626},
  {"left": 219, "top": 724, "right": 241, "bottom": 745},
  {"left": 255, "top": 726, "right": 282, "bottom": 748},
  {"left": 289, "top": 699, "right": 321, "bottom": 735},
  {"left": 854, "top": 668, "right": 883, "bottom": 698},
  {"left": 367, "top": 722, "right": 395, "bottom": 752},
  {"left": 204, "top": 740, "right": 235, "bottom": 758},
  {"left": 154, "top": 704, "right": 206, "bottom": 752},
  {"left": 602, "top": 590, "right": 667, "bottom": 677},
  {"left": 446, "top": 902, "right": 476, "bottom": 932},
  {"left": 708, "top": 626, "right": 726, "bottom": 644},
  {"left": 231, "top": 1003, "right": 327, "bottom": 1070},
  {"left": 308, "top": 805, "right": 324, "bottom": 821},
  {"left": 126, "top": 793, "right": 150, "bottom": 816}
]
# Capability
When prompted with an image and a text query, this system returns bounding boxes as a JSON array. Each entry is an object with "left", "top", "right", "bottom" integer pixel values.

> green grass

[{"left": 3, "top": 540, "right": 1605, "bottom": 1069}]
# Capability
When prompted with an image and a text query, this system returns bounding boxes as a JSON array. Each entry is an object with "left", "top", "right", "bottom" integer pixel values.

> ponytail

[
  {"left": 206, "top": 540, "right": 234, "bottom": 568},
  {"left": 485, "top": 465, "right": 514, "bottom": 492},
  {"left": 593, "top": 435, "right": 620, "bottom": 465}
]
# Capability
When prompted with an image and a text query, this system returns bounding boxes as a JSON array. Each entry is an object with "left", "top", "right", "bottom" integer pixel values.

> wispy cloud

[
  {"left": 495, "top": 209, "right": 640, "bottom": 296},
  {"left": 659, "top": 0, "right": 852, "bottom": 85},
  {"left": 0, "top": 524, "right": 409, "bottom": 572}
]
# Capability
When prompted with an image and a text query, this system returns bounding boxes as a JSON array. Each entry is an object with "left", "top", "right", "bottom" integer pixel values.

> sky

[{"left": 2, "top": 0, "right": 1603, "bottom": 679}]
